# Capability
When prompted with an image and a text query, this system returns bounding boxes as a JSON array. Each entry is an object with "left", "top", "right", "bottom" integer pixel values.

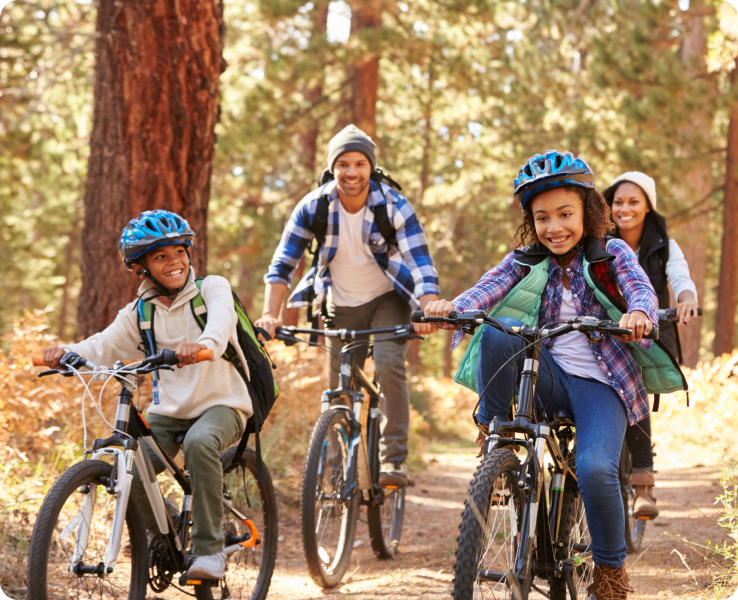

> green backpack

[{"left": 137, "top": 277, "right": 279, "bottom": 479}]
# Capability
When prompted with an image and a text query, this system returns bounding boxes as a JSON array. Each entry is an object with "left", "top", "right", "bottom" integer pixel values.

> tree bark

[
  {"left": 671, "top": 0, "right": 714, "bottom": 367},
  {"left": 714, "top": 57, "right": 738, "bottom": 357},
  {"left": 77, "top": 0, "right": 224, "bottom": 338},
  {"left": 350, "top": 0, "right": 381, "bottom": 139}
]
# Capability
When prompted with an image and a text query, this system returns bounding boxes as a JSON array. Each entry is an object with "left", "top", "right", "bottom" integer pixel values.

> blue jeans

[{"left": 476, "top": 318, "right": 628, "bottom": 568}]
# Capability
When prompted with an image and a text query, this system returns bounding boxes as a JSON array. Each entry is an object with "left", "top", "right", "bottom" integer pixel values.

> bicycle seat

[
  {"left": 173, "top": 431, "right": 188, "bottom": 445},
  {"left": 551, "top": 411, "right": 574, "bottom": 429}
]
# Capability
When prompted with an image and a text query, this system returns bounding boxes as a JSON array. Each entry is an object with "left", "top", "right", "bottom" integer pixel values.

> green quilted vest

[{"left": 454, "top": 241, "right": 686, "bottom": 396}]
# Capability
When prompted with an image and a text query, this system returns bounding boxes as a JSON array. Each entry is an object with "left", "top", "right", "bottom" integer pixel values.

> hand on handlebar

[
  {"left": 614, "top": 311, "right": 653, "bottom": 344},
  {"left": 675, "top": 300, "right": 699, "bottom": 326},
  {"left": 422, "top": 299, "right": 460, "bottom": 330},
  {"left": 41, "top": 346, "right": 67, "bottom": 369},
  {"left": 254, "top": 314, "right": 281, "bottom": 340},
  {"left": 175, "top": 342, "right": 209, "bottom": 368}
]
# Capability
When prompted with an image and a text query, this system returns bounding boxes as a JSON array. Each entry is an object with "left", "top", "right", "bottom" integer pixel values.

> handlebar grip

[
  {"left": 195, "top": 349, "right": 214, "bottom": 362},
  {"left": 33, "top": 357, "right": 45, "bottom": 367},
  {"left": 410, "top": 310, "right": 426, "bottom": 323},
  {"left": 644, "top": 325, "right": 659, "bottom": 341},
  {"left": 697, "top": 308, "right": 703, "bottom": 317}
]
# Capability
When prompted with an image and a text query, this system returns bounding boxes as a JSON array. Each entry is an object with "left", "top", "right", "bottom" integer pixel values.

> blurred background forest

[
  {"left": 4, "top": 0, "right": 738, "bottom": 592},
  {"left": 2, "top": 0, "right": 738, "bottom": 371}
]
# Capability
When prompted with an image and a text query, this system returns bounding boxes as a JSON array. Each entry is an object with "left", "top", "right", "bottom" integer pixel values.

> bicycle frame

[
  {"left": 478, "top": 328, "right": 585, "bottom": 594},
  {"left": 71, "top": 366, "right": 252, "bottom": 574},
  {"left": 278, "top": 325, "right": 416, "bottom": 507}
]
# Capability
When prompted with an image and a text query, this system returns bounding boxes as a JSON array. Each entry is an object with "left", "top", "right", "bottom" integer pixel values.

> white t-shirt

[
  {"left": 329, "top": 201, "right": 395, "bottom": 307},
  {"left": 548, "top": 288, "right": 611, "bottom": 386}
]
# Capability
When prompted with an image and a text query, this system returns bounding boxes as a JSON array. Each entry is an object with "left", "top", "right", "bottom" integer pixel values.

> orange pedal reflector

[
  {"left": 385, "top": 485, "right": 399, "bottom": 490},
  {"left": 636, "top": 516, "right": 650, "bottom": 520},
  {"left": 186, "top": 580, "right": 202, "bottom": 585},
  {"left": 239, "top": 518, "right": 261, "bottom": 548}
]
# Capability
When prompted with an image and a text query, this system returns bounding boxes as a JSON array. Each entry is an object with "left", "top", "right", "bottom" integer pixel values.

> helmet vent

[
  {"left": 538, "top": 159, "right": 546, "bottom": 171},
  {"left": 555, "top": 155, "right": 563, "bottom": 169},
  {"left": 145, "top": 219, "right": 155, "bottom": 230}
]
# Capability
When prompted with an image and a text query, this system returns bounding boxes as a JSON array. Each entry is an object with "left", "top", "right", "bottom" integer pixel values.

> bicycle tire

[
  {"left": 618, "top": 442, "right": 646, "bottom": 553},
  {"left": 453, "top": 449, "right": 530, "bottom": 600},
  {"left": 367, "top": 486, "right": 405, "bottom": 559},
  {"left": 301, "top": 408, "right": 359, "bottom": 588},
  {"left": 549, "top": 482, "right": 593, "bottom": 599},
  {"left": 192, "top": 447, "right": 278, "bottom": 600},
  {"left": 27, "top": 459, "right": 148, "bottom": 600}
]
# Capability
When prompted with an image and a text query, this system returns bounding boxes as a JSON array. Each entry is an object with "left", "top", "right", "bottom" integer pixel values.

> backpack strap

[
  {"left": 136, "top": 298, "right": 161, "bottom": 405},
  {"left": 190, "top": 278, "right": 240, "bottom": 367},
  {"left": 373, "top": 201, "right": 397, "bottom": 248}
]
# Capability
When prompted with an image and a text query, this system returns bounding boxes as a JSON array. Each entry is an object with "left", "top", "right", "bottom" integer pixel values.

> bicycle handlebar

[
  {"left": 32, "top": 348, "right": 214, "bottom": 372},
  {"left": 275, "top": 324, "right": 420, "bottom": 344},
  {"left": 410, "top": 310, "right": 659, "bottom": 341},
  {"left": 658, "top": 307, "right": 702, "bottom": 321}
]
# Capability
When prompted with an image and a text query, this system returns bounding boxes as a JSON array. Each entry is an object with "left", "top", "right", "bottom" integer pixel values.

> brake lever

[{"left": 38, "top": 369, "right": 69, "bottom": 378}]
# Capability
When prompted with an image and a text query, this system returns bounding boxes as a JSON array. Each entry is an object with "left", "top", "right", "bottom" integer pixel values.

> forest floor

[{"left": 263, "top": 446, "right": 732, "bottom": 600}]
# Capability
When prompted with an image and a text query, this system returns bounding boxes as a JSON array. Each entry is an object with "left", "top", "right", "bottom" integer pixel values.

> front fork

[{"left": 73, "top": 442, "right": 136, "bottom": 573}]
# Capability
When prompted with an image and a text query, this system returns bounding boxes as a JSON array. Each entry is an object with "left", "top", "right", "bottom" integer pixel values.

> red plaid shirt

[{"left": 452, "top": 238, "right": 658, "bottom": 426}]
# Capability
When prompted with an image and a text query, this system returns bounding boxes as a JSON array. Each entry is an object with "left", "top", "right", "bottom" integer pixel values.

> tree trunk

[
  {"left": 714, "top": 57, "right": 738, "bottom": 357},
  {"left": 672, "top": 0, "right": 714, "bottom": 367},
  {"left": 351, "top": 0, "right": 381, "bottom": 139},
  {"left": 77, "top": 0, "right": 224, "bottom": 338}
]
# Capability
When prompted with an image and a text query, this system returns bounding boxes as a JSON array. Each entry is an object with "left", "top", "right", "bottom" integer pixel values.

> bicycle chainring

[{"left": 148, "top": 533, "right": 176, "bottom": 593}]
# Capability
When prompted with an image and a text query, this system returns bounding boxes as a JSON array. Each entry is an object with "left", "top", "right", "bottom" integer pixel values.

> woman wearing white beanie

[{"left": 603, "top": 172, "right": 698, "bottom": 522}]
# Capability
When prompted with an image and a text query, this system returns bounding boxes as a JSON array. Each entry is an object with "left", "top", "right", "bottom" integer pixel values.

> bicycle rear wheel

[
  {"left": 27, "top": 459, "right": 148, "bottom": 600},
  {"left": 367, "top": 486, "right": 405, "bottom": 558},
  {"left": 453, "top": 449, "right": 529, "bottom": 600},
  {"left": 301, "top": 408, "right": 359, "bottom": 588},
  {"left": 200, "top": 446, "right": 278, "bottom": 600},
  {"left": 549, "top": 483, "right": 593, "bottom": 599}
]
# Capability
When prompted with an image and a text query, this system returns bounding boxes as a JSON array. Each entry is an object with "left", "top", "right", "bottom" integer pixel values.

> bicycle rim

[
  {"left": 216, "top": 447, "right": 278, "bottom": 600},
  {"left": 27, "top": 459, "right": 148, "bottom": 600},
  {"left": 368, "top": 486, "right": 405, "bottom": 558}
]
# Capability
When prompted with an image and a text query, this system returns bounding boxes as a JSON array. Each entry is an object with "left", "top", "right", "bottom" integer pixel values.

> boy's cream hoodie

[{"left": 63, "top": 269, "right": 252, "bottom": 424}]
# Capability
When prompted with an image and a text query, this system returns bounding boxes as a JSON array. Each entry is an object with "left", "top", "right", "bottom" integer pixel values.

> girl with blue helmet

[
  {"left": 424, "top": 150, "right": 665, "bottom": 598},
  {"left": 42, "top": 210, "right": 251, "bottom": 580}
]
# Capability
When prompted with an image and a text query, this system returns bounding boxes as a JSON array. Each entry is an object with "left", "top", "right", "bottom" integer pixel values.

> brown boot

[
  {"left": 475, "top": 424, "right": 517, "bottom": 458},
  {"left": 632, "top": 472, "right": 659, "bottom": 519},
  {"left": 586, "top": 564, "right": 635, "bottom": 599}
]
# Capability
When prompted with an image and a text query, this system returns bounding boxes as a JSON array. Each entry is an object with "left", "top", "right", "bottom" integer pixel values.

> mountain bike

[
  {"left": 411, "top": 309, "right": 659, "bottom": 599},
  {"left": 619, "top": 306, "right": 701, "bottom": 553},
  {"left": 27, "top": 349, "right": 278, "bottom": 600},
  {"left": 274, "top": 323, "right": 421, "bottom": 588}
]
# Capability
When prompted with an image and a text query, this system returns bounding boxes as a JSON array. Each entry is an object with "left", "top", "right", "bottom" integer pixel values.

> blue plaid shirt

[
  {"left": 452, "top": 239, "right": 658, "bottom": 425},
  {"left": 264, "top": 180, "right": 440, "bottom": 309}
]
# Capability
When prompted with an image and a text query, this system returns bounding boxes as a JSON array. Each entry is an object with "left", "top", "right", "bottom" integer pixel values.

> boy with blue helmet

[
  {"left": 42, "top": 210, "right": 250, "bottom": 580},
  {"left": 422, "top": 150, "right": 686, "bottom": 598}
]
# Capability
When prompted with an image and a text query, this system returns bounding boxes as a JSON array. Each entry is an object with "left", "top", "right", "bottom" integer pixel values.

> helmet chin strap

[
  {"left": 140, "top": 268, "right": 192, "bottom": 302},
  {"left": 548, "top": 237, "right": 584, "bottom": 265}
]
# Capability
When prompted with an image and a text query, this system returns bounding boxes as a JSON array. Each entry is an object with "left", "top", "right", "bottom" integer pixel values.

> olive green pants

[{"left": 130, "top": 405, "right": 244, "bottom": 556}]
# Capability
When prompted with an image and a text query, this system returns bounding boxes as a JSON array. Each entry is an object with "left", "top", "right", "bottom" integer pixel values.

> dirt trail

[{"left": 265, "top": 450, "right": 731, "bottom": 599}]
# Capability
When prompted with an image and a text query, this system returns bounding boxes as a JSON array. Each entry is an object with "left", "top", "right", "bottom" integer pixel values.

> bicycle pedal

[{"left": 178, "top": 574, "right": 218, "bottom": 587}]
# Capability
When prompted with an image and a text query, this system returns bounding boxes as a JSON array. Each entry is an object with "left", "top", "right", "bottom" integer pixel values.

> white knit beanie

[{"left": 609, "top": 172, "right": 657, "bottom": 210}]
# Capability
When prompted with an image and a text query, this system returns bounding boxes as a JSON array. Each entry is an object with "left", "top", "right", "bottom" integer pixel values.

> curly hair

[{"left": 513, "top": 185, "right": 615, "bottom": 248}]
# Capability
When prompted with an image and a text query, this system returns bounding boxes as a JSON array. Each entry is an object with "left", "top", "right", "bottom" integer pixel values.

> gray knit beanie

[{"left": 327, "top": 125, "right": 376, "bottom": 173}]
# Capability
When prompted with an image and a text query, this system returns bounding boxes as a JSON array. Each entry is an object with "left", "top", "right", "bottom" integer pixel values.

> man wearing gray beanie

[{"left": 258, "top": 124, "right": 440, "bottom": 488}]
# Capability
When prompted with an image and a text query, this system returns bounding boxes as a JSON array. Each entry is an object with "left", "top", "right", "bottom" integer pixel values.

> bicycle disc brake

[{"left": 149, "top": 533, "right": 177, "bottom": 593}]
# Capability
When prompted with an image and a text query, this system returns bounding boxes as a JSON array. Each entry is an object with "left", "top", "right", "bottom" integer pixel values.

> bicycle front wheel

[
  {"left": 27, "top": 459, "right": 148, "bottom": 600},
  {"left": 367, "top": 486, "right": 405, "bottom": 558},
  {"left": 453, "top": 449, "right": 529, "bottom": 600},
  {"left": 301, "top": 408, "right": 359, "bottom": 588}
]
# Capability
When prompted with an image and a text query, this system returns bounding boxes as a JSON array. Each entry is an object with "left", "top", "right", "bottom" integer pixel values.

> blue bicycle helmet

[
  {"left": 119, "top": 209, "right": 195, "bottom": 270},
  {"left": 514, "top": 150, "right": 596, "bottom": 210}
]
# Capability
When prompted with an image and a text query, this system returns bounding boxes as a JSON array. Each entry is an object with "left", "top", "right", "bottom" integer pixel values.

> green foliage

[{"left": 1, "top": 0, "right": 734, "bottom": 367}]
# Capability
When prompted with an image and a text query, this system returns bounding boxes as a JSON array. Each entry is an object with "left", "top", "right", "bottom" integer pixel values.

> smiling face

[
  {"left": 611, "top": 181, "right": 650, "bottom": 235},
  {"left": 135, "top": 244, "right": 190, "bottom": 292},
  {"left": 530, "top": 187, "right": 585, "bottom": 255},
  {"left": 333, "top": 151, "right": 372, "bottom": 198}
]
